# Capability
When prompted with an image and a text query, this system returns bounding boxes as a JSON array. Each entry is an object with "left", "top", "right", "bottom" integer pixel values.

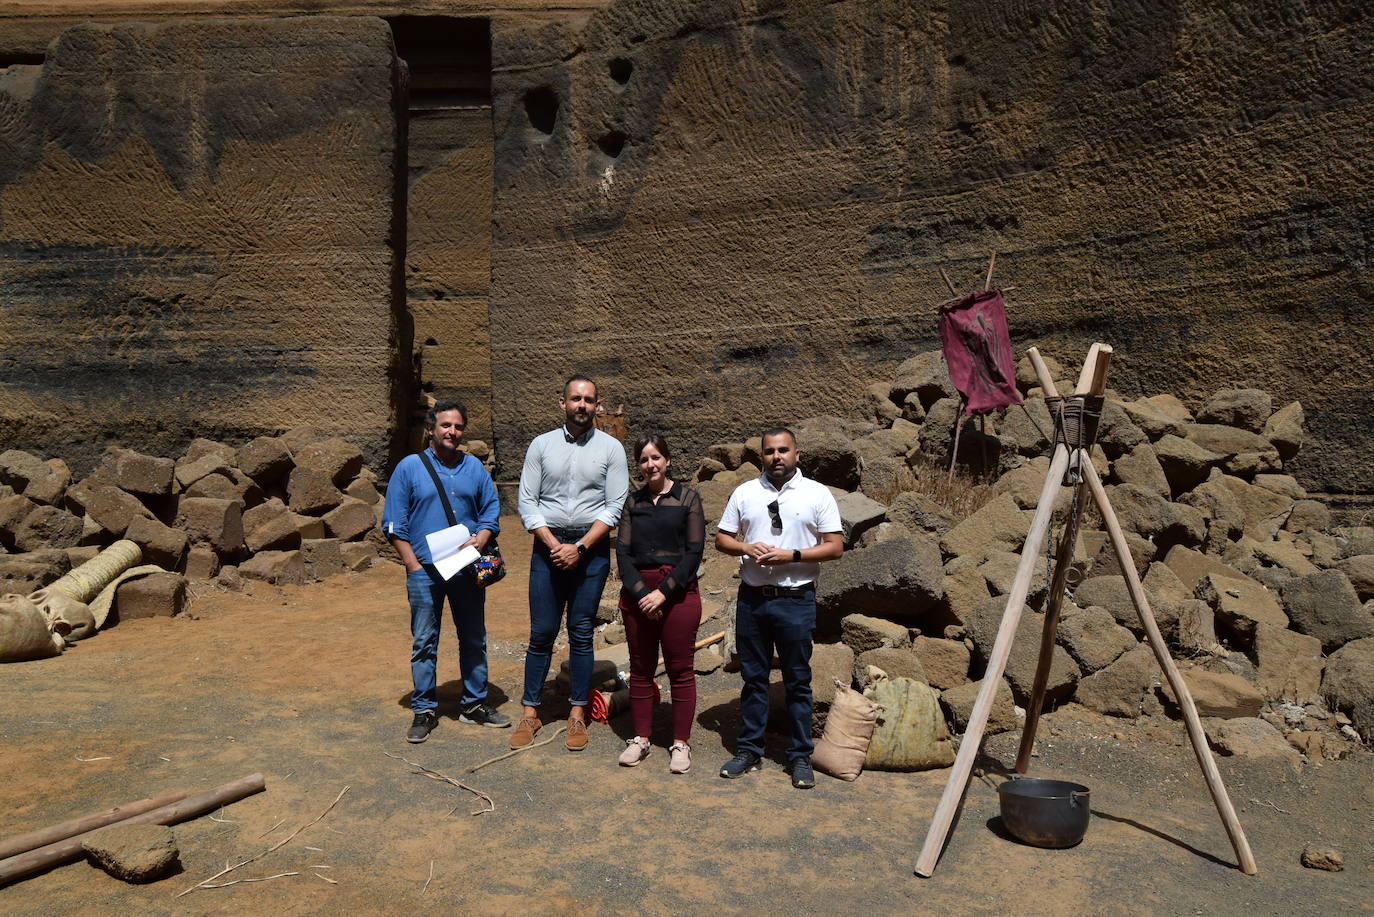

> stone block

[
  {"left": 100, "top": 447, "right": 174, "bottom": 496},
  {"left": 1337, "top": 555, "right": 1374, "bottom": 601},
  {"left": 1253, "top": 624, "right": 1323, "bottom": 706},
  {"left": 0, "top": 449, "right": 50, "bottom": 492},
  {"left": 1321, "top": 637, "right": 1374, "bottom": 743},
  {"left": 11, "top": 504, "right": 84, "bottom": 552},
  {"left": 345, "top": 475, "right": 381, "bottom": 505},
  {"left": 301, "top": 537, "right": 345, "bottom": 580},
  {"left": 1202, "top": 717, "right": 1301, "bottom": 768},
  {"left": 339, "top": 541, "right": 377, "bottom": 571},
  {"left": 181, "top": 438, "right": 237, "bottom": 465},
  {"left": 854, "top": 646, "right": 926, "bottom": 688},
  {"left": 796, "top": 430, "right": 860, "bottom": 490},
  {"left": 1168, "top": 669, "right": 1263, "bottom": 718},
  {"left": 82, "top": 823, "right": 179, "bottom": 883},
  {"left": 1096, "top": 400, "right": 1148, "bottom": 458},
  {"left": 978, "top": 550, "right": 1047, "bottom": 605},
  {"left": 840, "top": 613, "right": 911, "bottom": 654},
  {"left": 1153, "top": 434, "right": 1220, "bottom": 493},
  {"left": 240, "top": 550, "right": 306, "bottom": 585},
  {"left": 940, "top": 677, "right": 1018, "bottom": 735},
  {"left": 287, "top": 466, "right": 344, "bottom": 515},
  {"left": 939, "top": 493, "right": 1028, "bottom": 562},
  {"left": 810, "top": 642, "right": 857, "bottom": 733},
  {"left": 124, "top": 516, "right": 189, "bottom": 570},
  {"left": 175, "top": 497, "right": 244, "bottom": 555},
  {"left": 1197, "top": 388, "right": 1272, "bottom": 433},
  {"left": 890, "top": 351, "right": 956, "bottom": 410},
  {"left": 292, "top": 513, "right": 327, "bottom": 539},
  {"left": 998, "top": 396, "right": 1051, "bottom": 456},
  {"left": 65, "top": 545, "right": 100, "bottom": 567},
  {"left": 1121, "top": 398, "right": 1188, "bottom": 440},
  {"left": 65, "top": 480, "right": 153, "bottom": 538},
  {"left": 1173, "top": 599, "right": 1218, "bottom": 651},
  {"left": 835, "top": 490, "right": 887, "bottom": 546},
  {"left": 184, "top": 546, "right": 221, "bottom": 581},
  {"left": 707, "top": 443, "right": 746, "bottom": 469},
  {"left": 1182, "top": 423, "right": 1281, "bottom": 477},
  {"left": 1283, "top": 499, "right": 1330, "bottom": 535},
  {"left": 184, "top": 472, "right": 261, "bottom": 508},
  {"left": 174, "top": 453, "right": 233, "bottom": 492},
  {"left": 910, "top": 636, "right": 969, "bottom": 690},
  {"left": 1163, "top": 544, "right": 1256, "bottom": 592},
  {"left": 1056, "top": 604, "right": 1138, "bottom": 674},
  {"left": 323, "top": 497, "right": 376, "bottom": 541},
  {"left": 281, "top": 425, "right": 333, "bottom": 455},
  {"left": 1111, "top": 443, "right": 1171, "bottom": 499},
  {"left": 1263, "top": 401, "right": 1304, "bottom": 461},
  {"left": 23, "top": 459, "right": 71, "bottom": 506},
  {"left": 237, "top": 436, "right": 295, "bottom": 485},
  {"left": 1195, "top": 573, "right": 1287, "bottom": 648},
  {"left": 243, "top": 499, "right": 301, "bottom": 552},
  {"left": 1282, "top": 570, "right": 1372, "bottom": 652},
  {"left": 115, "top": 572, "right": 188, "bottom": 620},
  {"left": 292, "top": 437, "right": 365, "bottom": 485},
  {"left": 886, "top": 492, "right": 954, "bottom": 537},
  {"left": 862, "top": 380, "right": 900, "bottom": 426},
  {"left": 816, "top": 532, "right": 944, "bottom": 632},
  {"left": 0, "top": 551, "right": 71, "bottom": 594},
  {"left": 1074, "top": 644, "right": 1157, "bottom": 717}
]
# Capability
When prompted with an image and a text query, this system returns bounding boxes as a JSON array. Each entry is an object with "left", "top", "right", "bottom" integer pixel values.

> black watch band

[
  {"left": 576, "top": 542, "right": 587, "bottom": 556},
  {"left": 792, "top": 549, "right": 802, "bottom": 563}
]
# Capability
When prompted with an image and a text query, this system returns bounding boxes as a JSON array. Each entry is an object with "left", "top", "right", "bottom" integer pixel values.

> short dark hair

[
  {"left": 427, "top": 399, "right": 468, "bottom": 427},
  {"left": 634, "top": 433, "right": 672, "bottom": 463},
  {"left": 761, "top": 427, "right": 796, "bottom": 445},
  {"left": 563, "top": 374, "right": 599, "bottom": 399}
]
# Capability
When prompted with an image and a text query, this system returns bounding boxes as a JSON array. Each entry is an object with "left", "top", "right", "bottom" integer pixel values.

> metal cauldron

[{"left": 996, "top": 777, "right": 1091, "bottom": 849}]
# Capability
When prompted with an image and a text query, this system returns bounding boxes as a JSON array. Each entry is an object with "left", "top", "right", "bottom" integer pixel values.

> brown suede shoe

[
  {"left": 565, "top": 717, "right": 589, "bottom": 751},
  {"left": 509, "top": 716, "right": 541, "bottom": 749}
]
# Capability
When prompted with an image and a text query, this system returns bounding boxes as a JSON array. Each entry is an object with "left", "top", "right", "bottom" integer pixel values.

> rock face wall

[
  {"left": 0, "top": 16, "right": 407, "bottom": 474},
  {"left": 488, "top": 0, "right": 1374, "bottom": 493}
]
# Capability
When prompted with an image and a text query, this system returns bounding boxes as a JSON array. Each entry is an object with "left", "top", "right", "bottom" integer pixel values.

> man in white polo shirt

[{"left": 715, "top": 427, "right": 843, "bottom": 788}]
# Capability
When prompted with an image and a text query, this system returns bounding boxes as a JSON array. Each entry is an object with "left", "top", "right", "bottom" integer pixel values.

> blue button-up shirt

[
  {"left": 381, "top": 449, "right": 500, "bottom": 564},
  {"left": 518, "top": 426, "right": 629, "bottom": 531}
]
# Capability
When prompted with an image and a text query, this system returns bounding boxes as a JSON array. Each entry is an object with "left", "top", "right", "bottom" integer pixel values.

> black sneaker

[
  {"left": 458, "top": 702, "right": 512, "bottom": 728},
  {"left": 407, "top": 711, "right": 438, "bottom": 743},
  {"left": 787, "top": 757, "right": 815, "bottom": 789},
  {"left": 719, "top": 750, "right": 762, "bottom": 779}
]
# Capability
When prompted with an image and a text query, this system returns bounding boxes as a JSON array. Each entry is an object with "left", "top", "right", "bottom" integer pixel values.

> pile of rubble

[
  {"left": 692, "top": 350, "right": 1374, "bottom": 766},
  {"left": 0, "top": 426, "right": 394, "bottom": 625}
]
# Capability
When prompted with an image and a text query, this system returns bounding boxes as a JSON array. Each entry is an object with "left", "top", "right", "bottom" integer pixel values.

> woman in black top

[{"left": 615, "top": 434, "right": 706, "bottom": 773}]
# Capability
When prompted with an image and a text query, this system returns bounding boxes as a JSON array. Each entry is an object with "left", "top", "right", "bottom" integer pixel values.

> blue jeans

[
  {"left": 522, "top": 538, "right": 611, "bottom": 708},
  {"left": 735, "top": 584, "right": 816, "bottom": 762},
  {"left": 407, "top": 565, "right": 488, "bottom": 713}
]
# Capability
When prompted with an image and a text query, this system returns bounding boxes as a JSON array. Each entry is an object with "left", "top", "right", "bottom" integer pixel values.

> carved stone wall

[{"left": 488, "top": 0, "right": 1373, "bottom": 494}]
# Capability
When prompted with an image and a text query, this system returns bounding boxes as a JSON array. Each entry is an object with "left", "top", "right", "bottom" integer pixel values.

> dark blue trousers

[{"left": 734, "top": 584, "right": 816, "bottom": 763}]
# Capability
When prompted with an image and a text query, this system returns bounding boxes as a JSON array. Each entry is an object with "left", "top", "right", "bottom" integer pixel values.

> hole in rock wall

[
  {"left": 524, "top": 86, "right": 559, "bottom": 134},
  {"left": 596, "top": 130, "right": 627, "bottom": 159},
  {"left": 608, "top": 57, "right": 633, "bottom": 84}
]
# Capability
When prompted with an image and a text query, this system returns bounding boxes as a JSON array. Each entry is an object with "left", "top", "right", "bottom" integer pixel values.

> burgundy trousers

[{"left": 619, "top": 566, "right": 702, "bottom": 742}]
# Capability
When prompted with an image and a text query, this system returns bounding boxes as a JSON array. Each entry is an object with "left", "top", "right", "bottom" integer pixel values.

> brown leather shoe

[
  {"left": 565, "top": 717, "right": 589, "bottom": 751},
  {"left": 509, "top": 716, "right": 541, "bottom": 749}
]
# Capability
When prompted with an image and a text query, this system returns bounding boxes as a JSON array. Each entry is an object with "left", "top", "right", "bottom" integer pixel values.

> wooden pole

[
  {"left": 1082, "top": 464, "right": 1257, "bottom": 875},
  {"left": 0, "top": 789, "right": 189, "bottom": 861},
  {"left": 914, "top": 443, "right": 1071, "bottom": 877},
  {"left": 0, "top": 774, "right": 266, "bottom": 887},
  {"left": 915, "top": 344, "right": 1110, "bottom": 878},
  {"left": 938, "top": 267, "right": 958, "bottom": 297},
  {"left": 983, "top": 252, "right": 997, "bottom": 290},
  {"left": 1025, "top": 346, "right": 1059, "bottom": 398}
]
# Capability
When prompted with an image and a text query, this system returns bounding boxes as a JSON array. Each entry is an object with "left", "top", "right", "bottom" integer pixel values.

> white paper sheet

[{"left": 425, "top": 523, "right": 480, "bottom": 581}]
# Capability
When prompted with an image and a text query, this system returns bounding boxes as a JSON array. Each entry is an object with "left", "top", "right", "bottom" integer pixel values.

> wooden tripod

[{"left": 913, "top": 343, "right": 1257, "bottom": 878}]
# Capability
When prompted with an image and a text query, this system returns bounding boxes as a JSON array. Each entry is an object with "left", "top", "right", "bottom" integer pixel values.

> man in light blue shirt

[
  {"left": 381, "top": 399, "right": 508, "bottom": 743},
  {"left": 511, "top": 375, "right": 629, "bottom": 751}
]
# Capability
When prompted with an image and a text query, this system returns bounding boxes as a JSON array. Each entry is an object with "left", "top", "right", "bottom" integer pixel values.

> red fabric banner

[{"left": 938, "top": 289, "right": 1023, "bottom": 416}]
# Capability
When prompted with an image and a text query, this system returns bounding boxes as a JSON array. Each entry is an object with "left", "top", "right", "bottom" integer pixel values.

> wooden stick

[
  {"left": 983, "top": 251, "right": 997, "bottom": 290},
  {"left": 938, "top": 266, "right": 958, "bottom": 297},
  {"left": 1082, "top": 463, "right": 1257, "bottom": 875},
  {"left": 0, "top": 774, "right": 265, "bottom": 887},
  {"left": 0, "top": 789, "right": 189, "bottom": 860},
  {"left": 1025, "top": 347, "right": 1059, "bottom": 398},
  {"left": 176, "top": 783, "right": 347, "bottom": 897},
  {"left": 694, "top": 631, "right": 725, "bottom": 650},
  {"left": 914, "top": 443, "right": 1072, "bottom": 877},
  {"left": 466, "top": 725, "right": 568, "bottom": 774}
]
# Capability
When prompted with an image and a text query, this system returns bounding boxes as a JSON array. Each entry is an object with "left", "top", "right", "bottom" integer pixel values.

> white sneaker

[
  {"left": 669, "top": 741, "right": 691, "bottom": 774},
  {"left": 618, "top": 736, "right": 651, "bottom": 767}
]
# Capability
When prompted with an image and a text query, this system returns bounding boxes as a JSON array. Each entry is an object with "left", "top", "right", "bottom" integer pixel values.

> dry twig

[
  {"left": 175, "top": 785, "right": 350, "bottom": 898},
  {"left": 313, "top": 871, "right": 338, "bottom": 885},
  {"left": 256, "top": 819, "right": 287, "bottom": 839},
  {"left": 385, "top": 752, "right": 495, "bottom": 815},
  {"left": 75, "top": 755, "right": 111, "bottom": 762},
  {"left": 465, "top": 725, "right": 568, "bottom": 774},
  {"left": 422, "top": 859, "right": 434, "bottom": 895},
  {"left": 199, "top": 871, "right": 299, "bottom": 889}
]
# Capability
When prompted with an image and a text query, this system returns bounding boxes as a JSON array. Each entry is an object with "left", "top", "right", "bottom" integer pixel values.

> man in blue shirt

[{"left": 382, "top": 399, "right": 510, "bottom": 743}]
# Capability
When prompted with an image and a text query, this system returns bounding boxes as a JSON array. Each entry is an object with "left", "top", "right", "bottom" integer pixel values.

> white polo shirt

[{"left": 718, "top": 469, "right": 842, "bottom": 588}]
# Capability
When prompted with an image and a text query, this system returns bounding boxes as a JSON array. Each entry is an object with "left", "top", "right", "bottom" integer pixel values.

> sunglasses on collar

[{"left": 767, "top": 500, "right": 782, "bottom": 532}]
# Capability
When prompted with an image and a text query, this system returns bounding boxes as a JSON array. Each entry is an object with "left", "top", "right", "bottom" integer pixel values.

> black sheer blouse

[{"left": 615, "top": 481, "right": 706, "bottom": 601}]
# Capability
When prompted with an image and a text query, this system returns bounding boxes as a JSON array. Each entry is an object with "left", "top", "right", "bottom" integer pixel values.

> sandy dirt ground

[{"left": 2, "top": 518, "right": 1371, "bottom": 915}]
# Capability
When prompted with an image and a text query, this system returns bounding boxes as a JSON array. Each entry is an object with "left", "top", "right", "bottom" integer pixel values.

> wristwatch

[
  {"left": 792, "top": 549, "right": 803, "bottom": 563},
  {"left": 576, "top": 542, "right": 587, "bottom": 558}
]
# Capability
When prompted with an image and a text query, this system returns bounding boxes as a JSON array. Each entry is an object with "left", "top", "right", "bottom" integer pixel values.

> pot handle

[{"left": 1069, "top": 790, "right": 1087, "bottom": 807}]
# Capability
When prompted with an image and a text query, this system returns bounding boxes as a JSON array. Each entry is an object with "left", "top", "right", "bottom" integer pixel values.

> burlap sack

[
  {"left": 863, "top": 676, "right": 956, "bottom": 771},
  {"left": 31, "top": 589, "right": 98, "bottom": 641},
  {"left": 812, "top": 680, "right": 881, "bottom": 782},
  {"left": 0, "top": 594, "right": 65, "bottom": 663}
]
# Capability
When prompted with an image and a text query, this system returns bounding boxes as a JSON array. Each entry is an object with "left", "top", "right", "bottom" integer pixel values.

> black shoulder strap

[{"left": 417, "top": 451, "right": 458, "bottom": 528}]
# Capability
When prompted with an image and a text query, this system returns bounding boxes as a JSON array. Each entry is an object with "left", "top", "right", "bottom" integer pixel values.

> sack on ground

[
  {"left": 863, "top": 676, "right": 955, "bottom": 771},
  {"left": 0, "top": 593, "right": 66, "bottom": 663},
  {"left": 812, "top": 680, "right": 881, "bottom": 782}
]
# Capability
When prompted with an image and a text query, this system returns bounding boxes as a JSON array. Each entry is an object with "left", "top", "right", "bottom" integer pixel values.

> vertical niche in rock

[
  {"left": 608, "top": 57, "right": 633, "bottom": 86},
  {"left": 523, "top": 86, "right": 559, "bottom": 135},
  {"left": 596, "top": 130, "right": 627, "bottom": 160}
]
